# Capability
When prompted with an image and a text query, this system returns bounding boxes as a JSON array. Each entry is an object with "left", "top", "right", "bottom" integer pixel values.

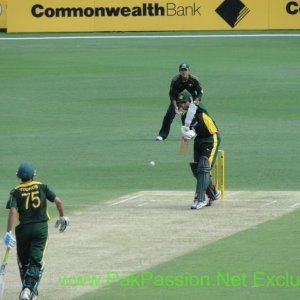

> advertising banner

[
  {"left": 270, "top": 1, "right": 300, "bottom": 29},
  {"left": 6, "top": 0, "right": 300, "bottom": 33},
  {"left": 0, "top": 0, "right": 7, "bottom": 29},
  {"left": 7, "top": 0, "right": 95, "bottom": 32}
]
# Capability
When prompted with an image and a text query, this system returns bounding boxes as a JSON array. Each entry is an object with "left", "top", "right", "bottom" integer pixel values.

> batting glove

[
  {"left": 3, "top": 231, "right": 16, "bottom": 248},
  {"left": 55, "top": 216, "right": 70, "bottom": 233},
  {"left": 181, "top": 126, "right": 196, "bottom": 140}
]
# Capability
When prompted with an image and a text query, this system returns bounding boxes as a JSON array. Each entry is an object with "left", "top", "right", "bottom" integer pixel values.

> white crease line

[
  {"left": 261, "top": 200, "right": 277, "bottom": 207},
  {"left": 290, "top": 202, "right": 300, "bottom": 208},
  {"left": 109, "top": 194, "right": 142, "bottom": 206}
]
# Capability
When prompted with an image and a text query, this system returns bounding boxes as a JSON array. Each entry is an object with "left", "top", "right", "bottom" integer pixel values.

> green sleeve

[
  {"left": 6, "top": 189, "right": 17, "bottom": 209},
  {"left": 44, "top": 185, "right": 56, "bottom": 202}
]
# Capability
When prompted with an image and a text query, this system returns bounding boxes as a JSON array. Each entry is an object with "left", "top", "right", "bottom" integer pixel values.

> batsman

[
  {"left": 3, "top": 163, "right": 70, "bottom": 300},
  {"left": 177, "top": 91, "right": 221, "bottom": 209}
]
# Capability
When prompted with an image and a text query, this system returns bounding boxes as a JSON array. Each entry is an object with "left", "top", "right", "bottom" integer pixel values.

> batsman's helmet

[
  {"left": 177, "top": 90, "right": 192, "bottom": 103},
  {"left": 17, "top": 163, "right": 36, "bottom": 180}
]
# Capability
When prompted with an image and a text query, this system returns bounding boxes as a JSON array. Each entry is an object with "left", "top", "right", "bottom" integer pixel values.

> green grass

[{"left": 1, "top": 31, "right": 300, "bottom": 299}]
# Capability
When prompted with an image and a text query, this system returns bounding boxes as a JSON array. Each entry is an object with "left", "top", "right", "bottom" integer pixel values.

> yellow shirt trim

[
  {"left": 15, "top": 181, "right": 41, "bottom": 189},
  {"left": 209, "top": 134, "right": 218, "bottom": 166},
  {"left": 203, "top": 113, "right": 218, "bottom": 135}
]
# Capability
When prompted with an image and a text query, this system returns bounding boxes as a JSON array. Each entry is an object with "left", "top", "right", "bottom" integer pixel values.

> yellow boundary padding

[
  {"left": 6, "top": 0, "right": 300, "bottom": 33},
  {"left": 0, "top": 0, "right": 7, "bottom": 29}
]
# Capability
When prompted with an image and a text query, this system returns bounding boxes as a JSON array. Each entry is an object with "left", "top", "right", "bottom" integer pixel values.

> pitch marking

[
  {"left": 261, "top": 200, "right": 277, "bottom": 207},
  {"left": 109, "top": 194, "right": 141, "bottom": 206}
]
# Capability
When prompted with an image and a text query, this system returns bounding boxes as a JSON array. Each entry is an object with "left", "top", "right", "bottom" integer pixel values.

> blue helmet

[{"left": 17, "top": 163, "right": 36, "bottom": 180}]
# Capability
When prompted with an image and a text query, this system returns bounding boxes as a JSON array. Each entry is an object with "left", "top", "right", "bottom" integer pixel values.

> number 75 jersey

[{"left": 6, "top": 181, "right": 56, "bottom": 224}]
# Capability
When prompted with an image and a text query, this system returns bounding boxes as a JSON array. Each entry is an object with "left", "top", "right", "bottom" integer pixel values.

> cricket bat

[
  {"left": 0, "top": 248, "right": 10, "bottom": 300},
  {"left": 179, "top": 138, "right": 189, "bottom": 155}
]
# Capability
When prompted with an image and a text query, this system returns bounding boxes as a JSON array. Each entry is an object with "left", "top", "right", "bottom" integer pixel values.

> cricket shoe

[
  {"left": 19, "top": 288, "right": 31, "bottom": 300},
  {"left": 155, "top": 136, "right": 163, "bottom": 141},
  {"left": 191, "top": 199, "right": 208, "bottom": 209}
]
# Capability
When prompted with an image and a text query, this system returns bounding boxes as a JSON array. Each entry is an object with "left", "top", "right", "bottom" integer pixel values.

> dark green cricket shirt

[{"left": 6, "top": 181, "right": 56, "bottom": 225}]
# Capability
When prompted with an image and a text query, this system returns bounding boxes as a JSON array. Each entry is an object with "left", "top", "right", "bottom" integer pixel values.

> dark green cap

[
  {"left": 179, "top": 63, "right": 190, "bottom": 70},
  {"left": 177, "top": 91, "right": 192, "bottom": 103}
]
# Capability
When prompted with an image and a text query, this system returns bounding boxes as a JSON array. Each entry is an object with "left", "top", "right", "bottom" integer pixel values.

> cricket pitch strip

[{"left": 1, "top": 191, "right": 300, "bottom": 299}]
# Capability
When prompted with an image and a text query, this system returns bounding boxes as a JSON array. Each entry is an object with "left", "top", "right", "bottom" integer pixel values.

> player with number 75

[{"left": 3, "top": 163, "right": 70, "bottom": 300}]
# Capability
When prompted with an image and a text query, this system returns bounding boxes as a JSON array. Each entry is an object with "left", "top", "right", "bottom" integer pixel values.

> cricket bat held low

[
  {"left": 179, "top": 138, "right": 189, "bottom": 155},
  {"left": 0, "top": 248, "right": 10, "bottom": 300}
]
